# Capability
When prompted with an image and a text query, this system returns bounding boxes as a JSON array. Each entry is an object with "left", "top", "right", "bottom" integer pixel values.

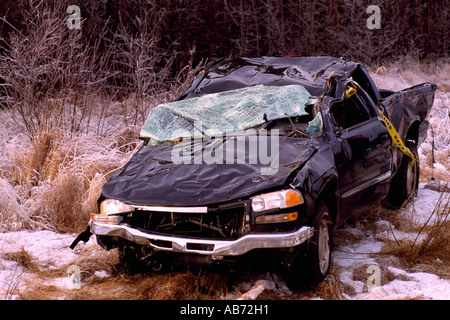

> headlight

[
  {"left": 100, "top": 199, "right": 134, "bottom": 215},
  {"left": 91, "top": 199, "right": 134, "bottom": 225},
  {"left": 251, "top": 189, "right": 303, "bottom": 212},
  {"left": 90, "top": 213, "right": 124, "bottom": 225}
]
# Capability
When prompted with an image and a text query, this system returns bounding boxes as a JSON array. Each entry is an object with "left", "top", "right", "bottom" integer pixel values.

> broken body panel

[{"left": 73, "top": 56, "right": 436, "bottom": 281}]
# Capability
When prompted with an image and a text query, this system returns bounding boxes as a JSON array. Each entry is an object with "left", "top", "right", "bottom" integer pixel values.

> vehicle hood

[{"left": 101, "top": 137, "right": 319, "bottom": 206}]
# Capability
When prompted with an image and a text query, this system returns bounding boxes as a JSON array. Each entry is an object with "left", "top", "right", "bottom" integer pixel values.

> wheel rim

[
  {"left": 318, "top": 218, "right": 330, "bottom": 274},
  {"left": 406, "top": 160, "right": 417, "bottom": 196}
]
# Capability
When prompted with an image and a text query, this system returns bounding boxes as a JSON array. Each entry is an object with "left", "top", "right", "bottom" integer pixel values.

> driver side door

[{"left": 331, "top": 88, "right": 391, "bottom": 224}]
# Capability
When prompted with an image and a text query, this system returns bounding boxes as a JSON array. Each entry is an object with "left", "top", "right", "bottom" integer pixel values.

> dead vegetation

[
  {"left": 0, "top": 126, "right": 142, "bottom": 232},
  {"left": 379, "top": 189, "right": 450, "bottom": 276},
  {"left": 17, "top": 271, "right": 228, "bottom": 300},
  {"left": 2, "top": 187, "right": 448, "bottom": 300},
  {"left": 0, "top": 0, "right": 448, "bottom": 301},
  {"left": 12, "top": 255, "right": 230, "bottom": 300},
  {"left": 0, "top": 238, "right": 232, "bottom": 300},
  {"left": 312, "top": 273, "right": 344, "bottom": 300},
  {"left": 328, "top": 184, "right": 450, "bottom": 297},
  {"left": 0, "top": 0, "right": 205, "bottom": 234}
]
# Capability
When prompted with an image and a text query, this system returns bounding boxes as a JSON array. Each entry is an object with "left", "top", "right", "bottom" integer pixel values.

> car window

[{"left": 330, "top": 93, "right": 370, "bottom": 129}]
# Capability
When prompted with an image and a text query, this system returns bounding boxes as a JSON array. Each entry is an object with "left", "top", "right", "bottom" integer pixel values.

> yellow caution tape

[
  {"left": 377, "top": 108, "right": 418, "bottom": 161},
  {"left": 343, "top": 86, "right": 416, "bottom": 162},
  {"left": 345, "top": 87, "right": 357, "bottom": 99}
]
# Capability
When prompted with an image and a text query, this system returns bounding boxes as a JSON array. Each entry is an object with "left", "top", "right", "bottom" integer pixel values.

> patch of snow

[
  {"left": 332, "top": 185, "right": 449, "bottom": 300},
  {"left": 0, "top": 62, "right": 448, "bottom": 300},
  {"left": 404, "top": 186, "right": 446, "bottom": 227},
  {"left": 93, "top": 270, "right": 110, "bottom": 279},
  {"left": 0, "top": 231, "right": 79, "bottom": 268},
  {"left": 355, "top": 267, "right": 450, "bottom": 300},
  {"left": 0, "top": 230, "right": 98, "bottom": 299}
]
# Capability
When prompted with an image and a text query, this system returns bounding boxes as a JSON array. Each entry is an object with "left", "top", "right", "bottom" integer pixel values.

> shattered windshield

[{"left": 140, "top": 85, "right": 315, "bottom": 144}]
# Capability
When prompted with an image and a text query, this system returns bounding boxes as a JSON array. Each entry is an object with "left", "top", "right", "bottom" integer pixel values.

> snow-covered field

[
  {"left": 0, "top": 61, "right": 449, "bottom": 300},
  {"left": 0, "top": 184, "right": 448, "bottom": 300}
]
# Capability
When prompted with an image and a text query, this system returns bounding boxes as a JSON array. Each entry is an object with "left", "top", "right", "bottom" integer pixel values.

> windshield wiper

[{"left": 284, "top": 113, "right": 308, "bottom": 138}]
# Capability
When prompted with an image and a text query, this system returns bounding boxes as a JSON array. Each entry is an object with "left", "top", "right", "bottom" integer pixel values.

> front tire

[
  {"left": 307, "top": 202, "right": 333, "bottom": 284},
  {"left": 287, "top": 202, "right": 333, "bottom": 288}
]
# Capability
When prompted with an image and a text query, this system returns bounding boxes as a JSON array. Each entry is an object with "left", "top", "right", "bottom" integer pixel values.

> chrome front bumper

[{"left": 90, "top": 221, "right": 314, "bottom": 256}]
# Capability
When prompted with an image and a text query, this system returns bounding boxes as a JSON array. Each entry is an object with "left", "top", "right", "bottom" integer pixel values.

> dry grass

[
  {"left": 351, "top": 261, "right": 413, "bottom": 289},
  {"left": 313, "top": 274, "right": 344, "bottom": 300},
  {"left": 0, "top": 2, "right": 448, "bottom": 299},
  {"left": 380, "top": 190, "right": 450, "bottom": 276},
  {"left": 2, "top": 247, "right": 42, "bottom": 273},
  {"left": 17, "top": 269, "right": 230, "bottom": 300},
  {"left": 1, "top": 243, "right": 230, "bottom": 300},
  {"left": 0, "top": 125, "right": 142, "bottom": 233},
  {"left": 0, "top": 177, "right": 26, "bottom": 229},
  {"left": 0, "top": 1, "right": 203, "bottom": 234}
]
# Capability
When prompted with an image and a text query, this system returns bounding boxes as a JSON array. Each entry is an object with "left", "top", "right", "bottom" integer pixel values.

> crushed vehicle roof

[{"left": 178, "top": 56, "right": 363, "bottom": 100}]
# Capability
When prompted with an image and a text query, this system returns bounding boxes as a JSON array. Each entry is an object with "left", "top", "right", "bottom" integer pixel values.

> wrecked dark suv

[{"left": 72, "top": 56, "right": 437, "bottom": 286}]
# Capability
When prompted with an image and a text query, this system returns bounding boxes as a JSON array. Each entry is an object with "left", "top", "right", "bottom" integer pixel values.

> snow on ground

[
  {"left": 334, "top": 184, "right": 449, "bottom": 300},
  {"left": 0, "top": 61, "right": 448, "bottom": 300},
  {"left": 227, "top": 185, "right": 449, "bottom": 300},
  {"left": 0, "top": 186, "right": 448, "bottom": 300},
  {"left": 0, "top": 231, "right": 93, "bottom": 299},
  {"left": 355, "top": 267, "right": 450, "bottom": 300}
]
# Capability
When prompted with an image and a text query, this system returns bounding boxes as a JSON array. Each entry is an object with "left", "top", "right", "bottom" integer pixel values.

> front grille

[{"left": 123, "top": 203, "right": 248, "bottom": 240}]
